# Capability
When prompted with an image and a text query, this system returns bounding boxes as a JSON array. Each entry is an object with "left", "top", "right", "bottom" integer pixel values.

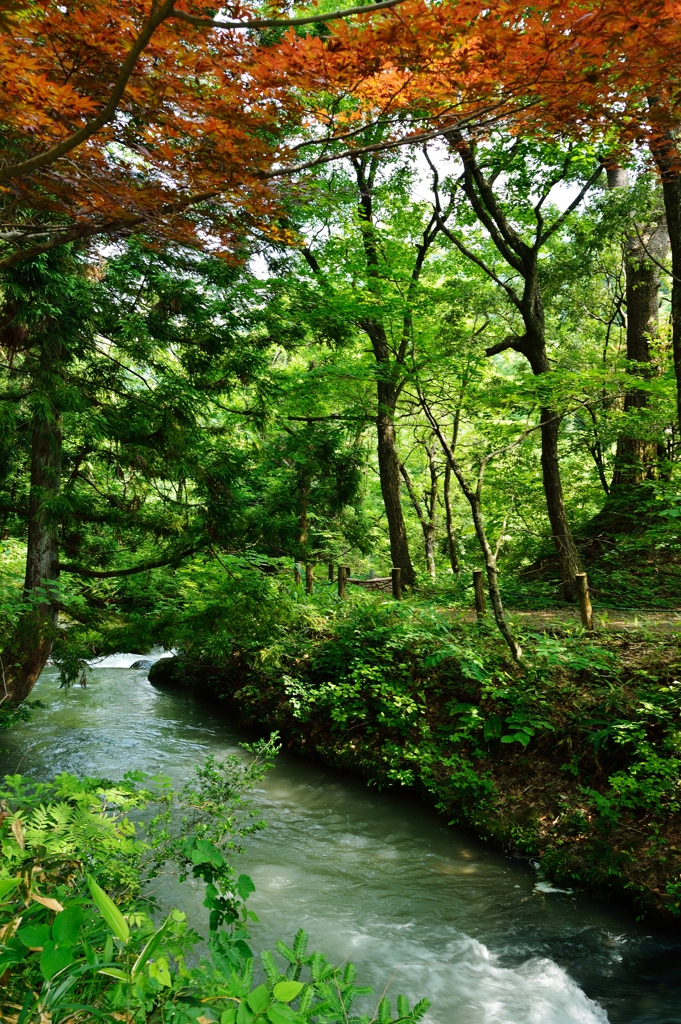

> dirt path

[{"left": 455, "top": 607, "right": 681, "bottom": 632}]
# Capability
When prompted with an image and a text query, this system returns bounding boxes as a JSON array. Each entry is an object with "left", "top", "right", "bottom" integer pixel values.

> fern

[
  {"left": 377, "top": 998, "right": 392, "bottom": 1024},
  {"left": 260, "top": 949, "right": 284, "bottom": 986}
]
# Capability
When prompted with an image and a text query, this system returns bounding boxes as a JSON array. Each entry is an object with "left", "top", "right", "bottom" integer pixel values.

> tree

[
  {"left": 605, "top": 168, "right": 669, "bottom": 492},
  {"left": 399, "top": 435, "right": 439, "bottom": 579},
  {"left": 285, "top": 147, "right": 459, "bottom": 587},
  {"left": 0, "top": 235, "right": 382, "bottom": 702},
  {"left": 0, "top": 241, "right": 271, "bottom": 701},
  {"left": 427, "top": 135, "right": 603, "bottom": 599}
]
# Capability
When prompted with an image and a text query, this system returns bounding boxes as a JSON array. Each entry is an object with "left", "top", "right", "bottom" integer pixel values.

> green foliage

[
  {"left": 0, "top": 754, "right": 429, "bottom": 1023},
  {"left": 146, "top": 735, "right": 280, "bottom": 937}
]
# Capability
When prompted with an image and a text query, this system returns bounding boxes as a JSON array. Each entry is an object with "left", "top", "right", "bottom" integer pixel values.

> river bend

[{"left": 1, "top": 662, "right": 679, "bottom": 1024}]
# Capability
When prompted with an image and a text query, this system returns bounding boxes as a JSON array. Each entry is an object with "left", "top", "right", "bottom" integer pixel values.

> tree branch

[
  {"left": 538, "top": 164, "right": 603, "bottom": 247},
  {"left": 59, "top": 547, "right": 201, "bottom": 578},
  {"left": 399, "top": 461, "right": 428, "bottom": 527},
  {"left": 0, "top": 0, "right": 177, "bottom": 184},
  {"left": 484, "top": 334, "right": 528, "bottom": 358},
  {"left": 171, "top": 0, "right": 407, "bottom": 29},
  {"left": 447, "top": 133, "right": 527, "bottom": 271},
  {"left": 436, "top": 217, "right": 523, "bottom": 310}
]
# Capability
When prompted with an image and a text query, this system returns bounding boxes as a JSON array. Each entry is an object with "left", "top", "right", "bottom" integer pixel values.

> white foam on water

[
  {"left": 534, "top": 881, "right": 574, "bottom": 895},
  {"left": 87, "top": 648, "right": 175, "bottom": 669},
  {"left": 476, "top": 955, "right": 608, "bottom": 1024},
  {"left": 410, "top": 938, "right": 609, "bottom": 1024}
]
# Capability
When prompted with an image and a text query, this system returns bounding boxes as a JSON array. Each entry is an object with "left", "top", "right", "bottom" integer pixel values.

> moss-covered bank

[{"left": 150, "top": 595, "right": 681, "bottom": 922}]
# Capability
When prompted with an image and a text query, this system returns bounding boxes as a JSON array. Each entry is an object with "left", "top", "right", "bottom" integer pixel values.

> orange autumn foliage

[
  {"left": 0, "top": 1, "right": 309, "bottom": 265},
  {"left": 1, "top": 1, "right": 680, "bottom": 270}
]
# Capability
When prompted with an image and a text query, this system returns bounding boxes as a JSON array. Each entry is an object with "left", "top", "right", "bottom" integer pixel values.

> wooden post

[
  {"left": 338, "top": 565, "right": 347, "bottom": 599},
  {"left": 328, "top": 561, "right": 334, "bottom": 582},
  {"left": 294, "top": 563, "right": 301, "bottom": 586},
  {"left": 305, "top": 563, "right": 314, "bottom": 594},
  {"left": 391, "top": 567, "right": 402, "bottom": 600},
  {"left": 473, "top": 569, "right": 486, "bottom": 621},
  {"left": 575, "top": 572, "right": 594, "bottom": 631}
]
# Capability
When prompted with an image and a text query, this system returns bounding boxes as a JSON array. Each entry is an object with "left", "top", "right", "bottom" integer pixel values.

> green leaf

[
  {"left": 233, "top": 938, "right": 254, "bottom": 960},
  {"left": 272, "top": 982, "right": 304, "bottom": 1003},
  {"left": 148, "top": 955, "right": 172, "bottom": 988},
  {"left": 237, "top": 874, "right": 256, "bottom": 901},
  {"left": 0, "top": 877, "right": 20, "bottom": 900},
  {"left": 39, "top": 940, "right": 74, "bottom": 981},
  {"left": 132, "top": 912, "right": 174, "bottom": 979},
  {"left": 87, "top": 876, "right": 129, "bottom": 944},
  {"left": 52, "top": 905, "right": 84, "bottom": 946},
  {"left": 267, "top": 1007, "right": 299, "bottom": 1024},
  {"left": 192, "top": 838, "right": 225, "bottom": 868},
  {"left": 0, "top": 936, "right": 29, "bottom": 970},
  {"left": 222, "top": 1010, "right": 237, "bottom": 1024},
  {"left": 17, "top": 924, "right": 51, "bottom": 948},
  {"left": 483, "top": 716, "right": 502, "bottom": 741},
  {"left": 98, "top": 967, "right": 130, "bottom": 981},
  {"left": 237, "top": 1000, "right": 254, "bottom": 1024},
  {"left": 247, "top": 984, "right": 271, "bottom": 1013}
]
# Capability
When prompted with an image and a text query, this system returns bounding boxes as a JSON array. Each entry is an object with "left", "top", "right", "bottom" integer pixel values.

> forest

[{"left": 2, "top": 2, "right": 681, "bottom": 1022}]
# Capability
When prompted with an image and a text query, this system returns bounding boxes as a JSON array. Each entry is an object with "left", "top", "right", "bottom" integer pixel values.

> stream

[{"left": 1, "top": 660, "right": 680, "bottom": 1024}]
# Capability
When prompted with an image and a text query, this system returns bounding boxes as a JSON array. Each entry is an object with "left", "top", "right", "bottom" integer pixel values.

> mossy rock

[{"left": 148, "top": 657, "right": 190, "bottom": 688}]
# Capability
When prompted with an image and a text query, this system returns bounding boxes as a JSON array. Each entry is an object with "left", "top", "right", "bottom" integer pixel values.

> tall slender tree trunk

[
  {"left": 399, "top": 442, "right": 438, "bottom": 579},
  {"left": 423, "top": 524, "right": 436, "bottom": 579},
  {"left": 443, "top": 415, "right": 461, "bottom": 575},
  {"left": 375, "top": 372, "right": 415, "bottom": 585},
  {"left": 494, "top": 316, "right": 582, "bottom": 601},
  {"left": 539, "top": 407, "right": 581, "bottom": 597},
  {"left": 420, "top": 397, "right": 521, "bottom": 660},
  {"left": 353, "top": 153, "right": 416, "bottom": 587},
  {"left": 2, "top": 382, "right": 62, "bottom": 704},
  {"left": 443, "top": 460, "right": 460, "bottom": 575},
  {"left": 651, "top": 135, "right": 681, "bottom": 434},
  {"left": 607, "top": 166, "right": 668, "bottom": 488},
  {"left": 297, "top": 475, "right": 311, "bottom": 556},
  {"left": 450, "top": 137, "right": 583, "bottom": 601}
]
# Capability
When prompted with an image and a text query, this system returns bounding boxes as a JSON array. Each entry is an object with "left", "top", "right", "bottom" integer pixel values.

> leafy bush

[{"left": 0, "top": 739, "right": 429, "bottom": 1024}]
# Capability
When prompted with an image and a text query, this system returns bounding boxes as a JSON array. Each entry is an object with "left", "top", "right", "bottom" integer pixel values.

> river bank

[{"left": 148, "top": 595, "right": 681, "bottom": 923}]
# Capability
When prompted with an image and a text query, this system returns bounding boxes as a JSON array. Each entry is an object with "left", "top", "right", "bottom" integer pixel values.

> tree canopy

[{"left": 1, "top": 0, "right": 680, "bottom": 696}]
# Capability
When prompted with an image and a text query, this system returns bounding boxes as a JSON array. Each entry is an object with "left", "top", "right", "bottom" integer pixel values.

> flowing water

[{"left": 1, "top": 660, "right": 680, "bottom": 1024}]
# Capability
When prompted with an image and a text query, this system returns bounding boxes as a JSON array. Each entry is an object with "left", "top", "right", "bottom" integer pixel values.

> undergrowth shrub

[{"left": 0, "top": 737, "right": 429, "bottom": 1023}]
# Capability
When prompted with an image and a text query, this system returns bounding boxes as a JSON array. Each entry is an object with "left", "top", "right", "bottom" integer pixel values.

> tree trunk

[
  {"left": 540, "top": 407, "right": 582, "bottom": 599},
  {"left": 651, "top": 136, "right": 681, "bottom": 435},
  {"left": 420, "top": 395, "right": 521, "bottom": 660},
  {"left": 398, "top": 441, "right": 438, "bottom": 582},
  {"left": 452, "top": 137, "right": 582, "bottom": 600},
  {"left": 376, "top": 376, "right": 415, "bottom": 586},
  {"left": 507, "top": 320, "right": 583, "bottom": 601},
  {"left": 443, "top": 461, "right": 460, "bottom": 574},
  {"left": 2, "top": 398, "right": 62, "bottom": 704},
  {"left": 352, "top": 154, "right": 416, "bottom": 588},
  {"left": 607, "top": 166, "right": 668, "bottom": 487},
  {"left": 423, "top": 524, "right": 436, "bottom": 579},
  {"left": 297, "top": 476, "right": 310, "bottom": 557}
]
